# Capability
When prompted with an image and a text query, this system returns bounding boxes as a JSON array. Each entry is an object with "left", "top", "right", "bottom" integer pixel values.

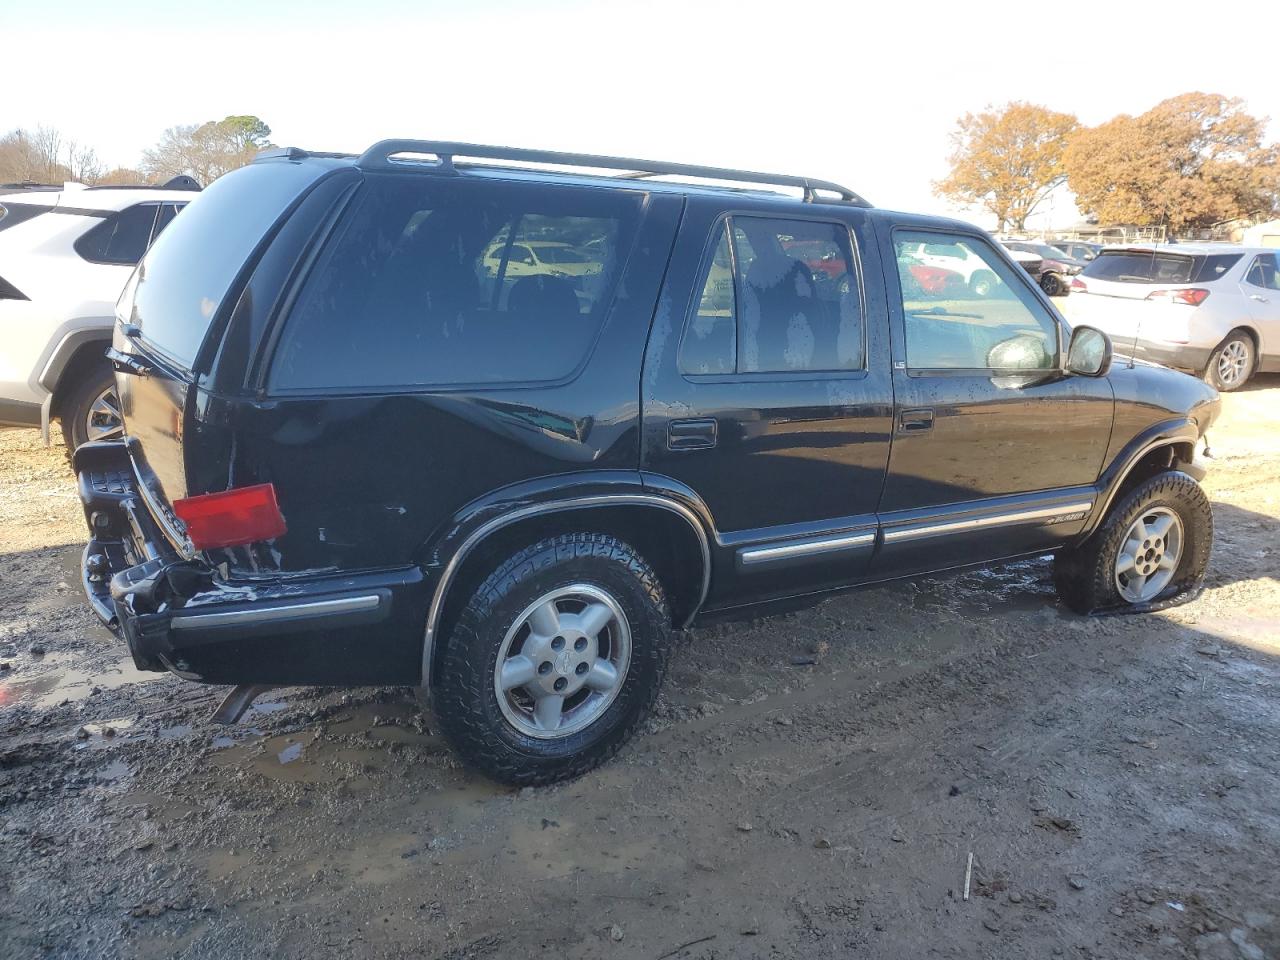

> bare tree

[
  {"left": 65, "top": 141, "right": 105, "bottom": 184},
  {"left": 141, "top": 115, "right": 272, "bottom": 185}
]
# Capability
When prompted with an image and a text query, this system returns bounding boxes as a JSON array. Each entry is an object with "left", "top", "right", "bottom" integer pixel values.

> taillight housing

[
  {"left": 1070, "top": 277, "right": 1088, "bottom": 292},
  {"left": 1145, "top": 288, "right": 1209, "bottom": 306},
  {"left": 172, "top": 483, "right": 287, "bottom": 550}
]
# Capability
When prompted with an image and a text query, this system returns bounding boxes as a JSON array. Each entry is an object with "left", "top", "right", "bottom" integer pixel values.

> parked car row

[
  {"left": 0, "top": 177, "right": 199, "bottom": 447},
  {"left": 69, "top": 139, "right": 1218, "bottom": 784}
]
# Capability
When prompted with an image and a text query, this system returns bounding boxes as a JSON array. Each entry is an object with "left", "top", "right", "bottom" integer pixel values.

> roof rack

[
  {"left": 354, "top": 139, "right": 870, "bottom": 206},
  {"left": 84, "top": 175, "right": 202, "bottom": 192}
]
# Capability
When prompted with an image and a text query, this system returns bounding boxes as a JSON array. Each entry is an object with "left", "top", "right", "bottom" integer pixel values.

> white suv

[
  {"left": 1062, "top": 245, "right": 1280, "bottom": 391},
  {"left": 0, "top": 177, "right": 198, "bottom": 447}
]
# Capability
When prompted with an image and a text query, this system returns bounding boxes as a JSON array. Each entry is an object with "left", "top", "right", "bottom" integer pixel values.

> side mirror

[
  {"left": 1083, "top": 251, "right": 1096, "bottom": 260},
  {"left": 1066, "top": 325, "right": 1112, "bottom": 377}
]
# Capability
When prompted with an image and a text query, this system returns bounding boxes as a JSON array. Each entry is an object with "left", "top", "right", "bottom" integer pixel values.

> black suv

[{"left": 75, "top": 141, "right": 1220, "bottom": 784}]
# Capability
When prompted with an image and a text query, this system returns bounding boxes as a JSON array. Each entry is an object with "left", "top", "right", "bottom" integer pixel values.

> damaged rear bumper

[{"left": 74, "top": 440, "right": 428, "bottom": 685}]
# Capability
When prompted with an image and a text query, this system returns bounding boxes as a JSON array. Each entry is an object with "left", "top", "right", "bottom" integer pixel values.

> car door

[
  {"left": 641, "top": 200, "right": 894, "bottom": 610},
  {"left": 874, "top": 225, "right": 1113, "bottom": 575},
  {"left": 1242, "top": 253, "right": 1280, "bottom": 363}
]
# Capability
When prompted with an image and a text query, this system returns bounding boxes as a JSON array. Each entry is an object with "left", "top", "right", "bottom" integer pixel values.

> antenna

[{"left": 1129, "top": 214, "right": 1168, "bottom": 369}]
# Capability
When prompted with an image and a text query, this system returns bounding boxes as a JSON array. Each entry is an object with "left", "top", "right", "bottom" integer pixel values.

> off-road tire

[
  {"left": 59, "top": 363, "right": 118, "bottom": 451},
  {"left": 1054, "top": 471, "right": 1212, "bottom": 614},
  {"left": 432, "top": 533, "right": 673, "bottom": 786},
  {"left": 1203, "top": 329, "right": 1255, "bottom": 392}
]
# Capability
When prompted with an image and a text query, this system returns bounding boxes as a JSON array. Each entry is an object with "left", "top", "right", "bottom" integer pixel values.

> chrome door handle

[
  {"left": 1250, "top": 294, "right": 1269, "bottom": 302},
  {"left": 898, "top": 409, "right": 934, "bottom": 433},
  {"left": 667, "top": 418, "right": 717, "bottom": 450}
]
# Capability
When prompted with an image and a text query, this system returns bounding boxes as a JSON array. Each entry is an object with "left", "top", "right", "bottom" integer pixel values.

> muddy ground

[{"left": 2, "top": 378, "right": 1278, "bottom": 960}]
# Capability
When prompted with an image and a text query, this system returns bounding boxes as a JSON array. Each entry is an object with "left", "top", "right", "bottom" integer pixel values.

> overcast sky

[{"left": 3, "top": 0, "right": 1276, "bottom": 228}]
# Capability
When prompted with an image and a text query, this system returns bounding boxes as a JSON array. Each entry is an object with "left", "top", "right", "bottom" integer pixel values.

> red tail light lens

[
  {"left": 1070, "top": 277, "right": 1087, "bottom": 292},
  {"left": 172, "top": 483, "right": 287, "bottom": 550},
  {"left": 1145, "top": 288, "right": 1209, "bottom": 306}
]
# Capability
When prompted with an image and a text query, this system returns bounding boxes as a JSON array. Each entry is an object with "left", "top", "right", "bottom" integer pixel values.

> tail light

[
  {"left": 1070, "top": 278, "right": 1088, "bottom": 292},
  {"left": 172, "top": 483, "right": 287, "bottom": 550},
  {"left": 1146, "top": 288, "right": 1209, "bottom": 306},
  {"left": 0, "top": 274, "right": 28, "bottom": 300}
]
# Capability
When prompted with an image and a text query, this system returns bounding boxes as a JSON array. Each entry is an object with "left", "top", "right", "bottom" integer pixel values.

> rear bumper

[
  {"left": 1120, "top": 338, "right": 1213, "bottom": 374},
  {"left": 0, "top": 396, "right": 41, "bottom": 427},
  {"left": 74, "top": 439, "right": 428, "bottom": 685}
]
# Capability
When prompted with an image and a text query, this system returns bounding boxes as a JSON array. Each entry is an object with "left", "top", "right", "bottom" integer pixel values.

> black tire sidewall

[
  {"left": 1089, "top": 472, "right": 1212, "bottom": 610},
  {"left": 435, "top": 535, "right": 671, "bottom": 783},
  {"left": 59, "top": 364, "right": 117, "bottom": 450}
]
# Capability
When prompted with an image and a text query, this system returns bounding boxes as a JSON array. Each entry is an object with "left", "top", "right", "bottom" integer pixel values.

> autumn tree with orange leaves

[
  {"left": 935, "top": 102, "right": 1079, "bottom": 232},
  {"left": 1064, "top": 93, "right": 1279, "bottom": 232}
]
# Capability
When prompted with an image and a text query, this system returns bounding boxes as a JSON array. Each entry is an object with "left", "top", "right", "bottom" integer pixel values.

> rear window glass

[
  {"left": 1081, "top": 250, "right": 1242, "bottom": 284},
  {"left": 270, "top": 175, "right": 641, "bottom": 391},
  {"left": 120, "top": 162, "right": 325, "bottom": 369}
]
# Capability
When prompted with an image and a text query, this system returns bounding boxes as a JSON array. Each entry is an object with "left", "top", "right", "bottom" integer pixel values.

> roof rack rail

[
  {"left": 355, "top": 139, "right": 870, "bottom": 206},
  {"left": 84, "top": 175, "right": 202, "bottom": 192}
]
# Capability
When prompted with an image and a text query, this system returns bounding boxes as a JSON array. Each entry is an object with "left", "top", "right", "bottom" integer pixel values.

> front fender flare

[{"left": 1082, "top": 419, "right": 1200, "bottom": 538}]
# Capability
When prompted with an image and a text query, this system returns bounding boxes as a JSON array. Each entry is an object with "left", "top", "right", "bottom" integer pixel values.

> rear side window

[
  {"left": 75, "top": 204, "right": 159, "bottom": 265},
  {"left": 678, "top": 215, "right": 863, "bottom": 376},
  {"left": 0, "top": 202, "right": 50, "bottom": 233},
  {"left": 150, "top": 202, "right": 183, "bottom": 242},
  {"left": 270, "top": 176, "right": 641, "bottom": 391},
  {"left": 1245, "top": 253, "right": 1280, "bottom": 291}
]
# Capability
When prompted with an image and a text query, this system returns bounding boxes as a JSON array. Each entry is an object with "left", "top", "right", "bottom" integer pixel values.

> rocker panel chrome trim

[
  {"left": 420, "top": 495, "right": 712, "bottom": 686},
  {"left": 882, "top": 501, "right": 1094, "bottom": 544},
  {"left": 738, "top": 531, "right": 876, "bottom": 567}
]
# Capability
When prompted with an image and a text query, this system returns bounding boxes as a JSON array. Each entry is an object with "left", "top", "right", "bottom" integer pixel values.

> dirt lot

[{"left": 2, "top": 378, "right": 1278, "bottom": 960}]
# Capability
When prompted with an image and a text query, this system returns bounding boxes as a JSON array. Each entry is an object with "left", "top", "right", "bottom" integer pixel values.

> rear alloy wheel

[
  {"left": 432, "top": 533, "right": 673, "bottom": 785},
  {"left": 1205, "top": 331, "right": 1254, "bottom": 392},
  {"left": 60, "top": 364, "right": 123, "bottom": 450}
]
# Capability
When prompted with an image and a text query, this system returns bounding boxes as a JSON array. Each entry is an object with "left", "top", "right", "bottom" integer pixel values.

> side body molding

[{"left": 419, "top": 487, "right": 712, "bottom": 686}]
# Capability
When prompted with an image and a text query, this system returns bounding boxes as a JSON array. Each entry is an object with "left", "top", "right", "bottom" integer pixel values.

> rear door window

[
  {"left": 270, "top": 175, "right": 642, "bottom": 391},
  {"left": 74, "top": 203, "right": 160, "bottom": 265},
  {"left": 678, "top": 215, "right": 863, "bottom": 375}
]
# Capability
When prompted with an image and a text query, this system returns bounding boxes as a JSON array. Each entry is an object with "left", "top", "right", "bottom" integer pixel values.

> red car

[{"left": 907, "top": 262, "right": 965, "bottom": 295}]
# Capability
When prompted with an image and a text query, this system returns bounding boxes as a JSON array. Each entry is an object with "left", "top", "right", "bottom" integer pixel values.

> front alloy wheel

[
  {"left": 1114, "top": 506, "right": 1183, "bottom": 603},
  {"left": 1054, "top": 471, "right": 1212, "bottom": 614}
]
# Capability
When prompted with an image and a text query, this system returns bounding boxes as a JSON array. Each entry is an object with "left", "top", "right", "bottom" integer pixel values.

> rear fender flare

[{"left": 417, "top": 474, "right": 714, "bottom": 686}]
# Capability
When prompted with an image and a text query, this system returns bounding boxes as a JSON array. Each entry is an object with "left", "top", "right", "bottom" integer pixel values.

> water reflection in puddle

[{"left": 0, "top": 651, "right": 164, "bottom": 709}]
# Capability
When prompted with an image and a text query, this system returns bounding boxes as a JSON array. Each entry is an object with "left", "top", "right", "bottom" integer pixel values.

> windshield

[{"left": 119, "top": 161, "right": 327, "bottom": 369}]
